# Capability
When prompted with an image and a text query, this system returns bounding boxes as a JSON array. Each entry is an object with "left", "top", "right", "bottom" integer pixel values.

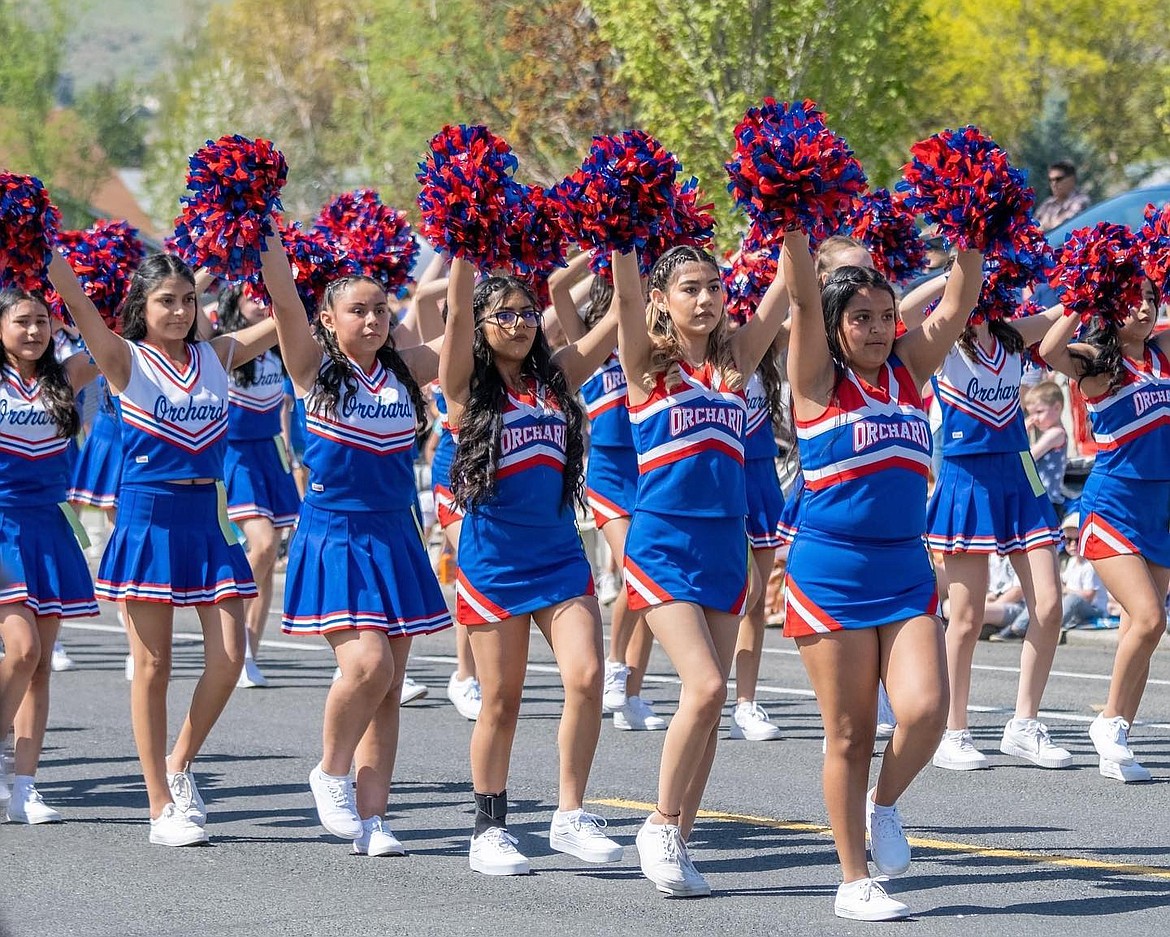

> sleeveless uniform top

[
  {"left": 116, "top": 341, "right": 229, "bottom": 483},
  {"left": 580, "top": 352, "right": 633, "bottom": 449},
  {"left": 303, "top": 357, "right": 418, "bottom": 511},
  {"left": 1084, "top": 341, "right": 1170, "bottom": 480},
  {"left": 468, "top": 381, "right": 572, "bottom": 527},
  {"left": 227, "top": 349, "right": 285, "bottom": 440},
  {"left": 933, "top": 339, "right": 1029, "bottom": 455},
  {"left": 743, "top": 371, "right": 779, "bottom": 461},
  {"left": 627, "top": 361, "right": 747, "bottom": 517},
  {"left": 796, "top": 355, "right": 932, "bottom": 541},
  {"left": 431, "top": 380, "right": 457, "bottom": 457},
  {"left": 0, "top": 365, "right": 72, "bottom": 506}
]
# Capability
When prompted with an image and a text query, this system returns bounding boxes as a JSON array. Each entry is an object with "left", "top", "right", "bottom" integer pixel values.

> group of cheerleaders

[{"left": 2, "top": 176, "right": 1168, "bottom": 923}]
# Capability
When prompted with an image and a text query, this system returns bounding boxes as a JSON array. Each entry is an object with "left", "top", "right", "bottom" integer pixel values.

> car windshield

[{"left": 1046, "top": 186, "right": 1170, "bottom": 246}]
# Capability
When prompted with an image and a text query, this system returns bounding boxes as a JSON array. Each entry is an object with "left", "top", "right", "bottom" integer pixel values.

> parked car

[{"left": 1045, "top": 184, "right": 1170, "bottom": 247}]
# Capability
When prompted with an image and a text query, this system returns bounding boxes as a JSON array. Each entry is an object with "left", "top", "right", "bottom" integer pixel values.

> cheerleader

[
  {"left": 611, "top": 244, "right": 789, "bottom": 897},
  {"left": 0, "top": 288, "right": 99, "bottom": 823},
  {"left": 68, "top": 377, "right": 122, "bottom": 517},
  {"left": 48, "top": 250, "right": 276, "bottom": 846},
  {"left": 781, "top": 229, "right": 982, "bottom": 920},
  {"left": 1039, "top": 278, "right": 1170, "bottom": 782},
  {"left": 442, "top": 255, "right": 623, "bottom": 876},
  {"left": 259, "top": 235, "right": 452, "bottom": 855},
  {"left": 217, "top": 285, "right": 302, "bottom": 688}
]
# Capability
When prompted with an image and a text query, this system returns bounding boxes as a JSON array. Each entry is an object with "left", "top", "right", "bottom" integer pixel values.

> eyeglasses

[
  {"left": 483, "top": 307, "right": 540, "bottom": 329},
  {"left": 1048, "top": 174, "right": 1068, "bottom": 184}
]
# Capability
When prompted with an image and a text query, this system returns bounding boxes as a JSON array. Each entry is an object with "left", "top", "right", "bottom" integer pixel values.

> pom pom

[
  {"left": 839, "top": 189, "right": 926, "bottom": 283},
  {"left": 49, "top": 219, "right": 146, "bottom": 330},
  {"left": 244, "top": 216, "right": 355, "bottom": 315},
  {"left": 725, "top": 98, "right": 867, "bottom": 243},
  {"left": 897, "top": 126, "right": 1032, "bottom": 253},
  {"left": 0, "top": 173, "right": 62, "bottom": 291},
  {"left": 722, "top": 241, "right": 779, "bottom": 325},
  {"left": 1138, "top": 202, "right": 1170, "bottom": 302},
  {"left": 1048, "top": 222, "right": 1144, "bottom": 328},
  {"left": 969, "top": 219, "right": 1053, "bottom": 325},
  {"left": 498, "top": 184, "right": 569, "bottom": 279},
  {"left": 416, "top": 124, "right": 520, "bottom": 267},
  {"left": 172, "top": 134, "right": 287, "bottom": 282},
  {"left": 314, "top": 189, "right": 418, "bottom": 297}
]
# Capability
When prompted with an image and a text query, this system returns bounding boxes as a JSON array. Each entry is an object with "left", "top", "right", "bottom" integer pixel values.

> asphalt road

[{"left": 4, "top": 599, "right": 1170, "bottom": 937}]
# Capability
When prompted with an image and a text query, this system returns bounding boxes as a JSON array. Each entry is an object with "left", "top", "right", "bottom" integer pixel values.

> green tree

[{"left": 76, "top": 79, "right": 149, "bottom": 168}]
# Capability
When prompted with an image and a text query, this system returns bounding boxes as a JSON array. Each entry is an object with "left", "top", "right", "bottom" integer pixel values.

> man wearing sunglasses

[{"left": 1035, "top": 160, "right": 1091, "bottom": 232}]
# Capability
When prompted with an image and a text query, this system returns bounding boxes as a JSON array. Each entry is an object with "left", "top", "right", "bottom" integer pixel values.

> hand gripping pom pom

[
  {"left": 51, "top": 219, "right": 146, "bottom": 330},
  {"left": 1048, "top": 223, "right": 1144, "bottom": 328},
  {"left": 725, "top": 98, "right": 867, "bottom": 242},
  {"left": 314, "top": 190, "right": 417, "bottom": 297},
  {"left": 172, "top": 134, "right": 288, "bottom": 283},
  {"left": 839, "top": 189, "right": 926, "bottom": 283},
  {"left": 1138, "top": 202, "right": 1170, "bottom": 303},
  {"left": 898, "top": 126, "right": 1033, "bottom": 253},
  {"left": 0, "top": 173, "right": 62, "bottom": 291}
]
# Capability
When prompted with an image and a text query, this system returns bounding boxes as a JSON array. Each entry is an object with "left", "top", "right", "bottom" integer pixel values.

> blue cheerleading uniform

[
  {"left": 0, "top": 365, "right": 98, "bottom": 618},
  {"left": 784, "top": 356, "right": 937, "bottom": 637},
  {"left": 743, "top": 371, "right": 785, "bottom": 550},
  {"left": 623, "top": 361, "right": 749, "bottom": 614},
  {"left": 224, "top": 349, "right": 300, "bottom": 528},
  {"left": 926, "top": 339, "right": 1060, "bottom": 554},
  {"left": 454, "top": 381, "right": 593, "bottom": 625},
  {"left": 96, "top": 341, "right": 256, "bottom": 605},
  {"left": 68, "top": 379, "right": 123, "bottom": 508},
  {"left": 282, "top": 356, "right": 450, "bottom": 637},
  {"left": 581, "top": 352, "right": 639, "bottom": 528},
  {"left": 1078, "top": 341, "right": 1170, "bottom": 566},
  {"left": 429, "top": 381, "right": 463, "bottom": 529}
]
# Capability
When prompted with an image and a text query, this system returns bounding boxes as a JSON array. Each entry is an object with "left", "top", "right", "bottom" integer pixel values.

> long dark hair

[
  {"left": 217, "top": 284, "right": 282, "bottom": 387},
  {"left": 120, "top": 253, "right": 198, "bottom": 344},
  {"left": 584, "top": 276, "right": 614, "bottom": 329},
  {"left": 0, "top": 290, "right": 79, "bottom": 438},
  {"left": 821, "top": 265, "right": 898, "bottom": 389},
  {"left": 309, "top": 275, "right": 428, "bottom": 438},
  {"left": 756, "top": 342, "right": 787, "bottom": 435},
  {"left": 1069, "top": 322, "right": 1127, "bottom": 395},
  {"left": 450, "top": 276, "right": 585, "bottom": 511},
  {"left": 958, "top": 319, "right": 1024, "bottom": 361}
]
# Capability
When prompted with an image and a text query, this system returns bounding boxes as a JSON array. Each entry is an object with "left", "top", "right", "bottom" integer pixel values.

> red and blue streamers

[
  {"left": 840, "top": 189, "right": 925, "bottom": 283},
  {"left": 723, "top": 241, "right": 779, "bottom": 325},
  {"left": 172, "top": 134, "right": 287, "bottom": 283},
  {"left": 898, "top": 126, "right": 1032, "bottom": 253},
  {"left": 725, "top": 98, "right": 867, "bottom": 242},
  {"left": 499, "top": 184, "right": 568, "bottom": 281},
  {"left": 969, "top": 219, "right": 1053, "bottom": 325},
  {"left": 50, "top": 219, "right": 146, "bottom": 330},
  {"left": 314, "top": 189, "right": 417, "bottom": 297},
  {"left": 1048, "top": 223, "right": 1144, "bottom": 328},
  {"left": 1138, "top": 202, "right": 1170, "bottom": 302},
  {"left": 242, "top": 218, "right": 354, "bottom": 315},
  {"left": 416, "top": 124, "right": 521, "bottom": 268},
  {"left": 0, "top": 173, "right": 62, "bottom": 291}
]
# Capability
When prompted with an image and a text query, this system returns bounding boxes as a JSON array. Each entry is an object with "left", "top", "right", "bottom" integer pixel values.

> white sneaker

[
  {"left": 1099, "top": 756, "right": 1153, "bottom": 783},
  {"left": 6, "top": 778, "right": 63, "bottom": 824},
  {"left": 603, "top": 660, "right": 629, "bottom": 713},
  {"left": 635, "top": 817, "right": 710, "bottom": 897},
  {"left": 353, "top": 816, "right": 406, "bottom": 856},
  {"left": 236, "top": 656, "right": 268, "bottom": 688},
  {"left": 866, "top": 789, "right": 910, "bottom": 876},
  {"left": 933, "top": 729, "right": 989, "bottom": 770},
  {"left": 166, "top": 766, "right": 207, "bottom": 827},
  {"left": 1000, "top": 718, "right": 1073, "bottom": 769},
  {"left": 446, "top": 672, "right": 482, "bottom": 721},
  {"left": 1089, "top": 714, "right": 1135, "bottom": 765},
  {"left": 149, "top": 803, "right": 209, "bottom": 846},
  {"left": 309, "top": 764, "right": 363, "bottom": 839},
  {"left": 549, "top": 808, "right": 624, "bottom": 863},
  {"left": 834, "top": 877, "right": 909, "bottom": 921},
  {"left": 613, "top": 696, "right": 667, "bottom": 731},
  {"left": 125, "top": 653, "right": 134, "bottom": 682},
  {"left": 729, "top": 701, "right": 781, "bottom": 741},
  {"left": 469, "top": 826, "right": 530, "bottom": 875},
  {"left": 596, "top": 572, "right": 620, "bottom": 606},
  {"left": 50, "top": 641, "right": 75, "bottom": 672},
  {"left": 876, "top": 683, "right": 896, "bottom": 738},
  {"left": 400, "top": 675, "right": 428, "bottom": 705}
]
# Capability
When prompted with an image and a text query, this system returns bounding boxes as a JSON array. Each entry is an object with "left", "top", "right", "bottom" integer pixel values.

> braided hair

[{"left": 0, "top": 290, "right": 79, "bottom": 438}]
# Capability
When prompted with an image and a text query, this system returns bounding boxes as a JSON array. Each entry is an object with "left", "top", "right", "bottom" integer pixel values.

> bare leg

[
  {"left": 941, "top": 553, "right": 990, "bottom": 730},
  {"left": 734, "top": 548, "right": 776, "bottom": 703},
  {"left": 12, "top": 615, "right": 61, "bottom": 776},
  {"left": 354, "top": 636, "right": 412, "bottom": 820},
  {"left": 466, "top": 617, "right": 531, "bottom": 793},
  {"left": 1008, "top": 546, "right": 1062, "bottom": 719},
  {"left": 125, "top": 601, "right": 177, "bottom": 817},
  {"left": 625, "top": 620, "right": 654, "bottom": 697},
  {"left": 238, "top": 517, "right": 278, "bottom": 656},
  {"left": 321, "top": 630, "right": 396, "bottom": 777},
  {"left": 0, "top": 605, "right": 40, "bottom": 743},
  {"left": 444, "top": 520, "right": 477, "bottom": 681}
]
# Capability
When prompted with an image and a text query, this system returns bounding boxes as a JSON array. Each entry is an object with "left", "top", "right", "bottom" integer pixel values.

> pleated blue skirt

[
  {"left": 0, "top": 503, "right": 97, "bottom": 619},
  {"left": 224, "top": 437, "right": 301, "bottom": 528}
]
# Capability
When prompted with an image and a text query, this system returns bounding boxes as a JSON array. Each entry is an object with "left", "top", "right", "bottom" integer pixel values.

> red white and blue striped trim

[
  {"left": 0, "top": 582, "right": 99, "bottom": 619},
  {"left": 926, "top": 526, "right": 1061, "bottom": 555},
  {"left": 282, "top": 607, "right": 451, "bottom": 636},
  {"left": 94, "top": 576, "right": 257, "bottom": 606}
]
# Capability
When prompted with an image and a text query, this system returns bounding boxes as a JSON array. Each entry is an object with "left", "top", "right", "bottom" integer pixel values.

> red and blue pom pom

[
  {"left": 314, "top": 189, "right": 417, "bottom": 297},
  {"left": 416, "top": 124, "right": 521, "bottom": 268},
  {"left": 969, "top": 219, "right": 1053, "bottom": 325},
  {"left": 240, "top": 217, "right": 356, "bottom": 315},
  {"left": 171, "top": 134, "right": 287, "bottom": 283},
  {"left": 725, "top": 98, "right": 867, "bottom": 243},
  {"left": 497, "top": 184, "right": 569, "bottom": 281},
  {"left": 898, "top": 127, "right": 1032, "bottom": 253},
  {"left": 839, "top": 189, "right": 926, "bottom": 283},
  {"left": 1138, "top": 202, "right": 1170, "bottom": 302},
  {"left": 722, "top": 241, "right": 779, "bottom": 326},
  {"left": 1048, "top": 222, "right": 1144, "bottom": 328},
  {"left": 50, "top": 219, "right": 146, "bottom": 330},
  {"left": 0, "top": 173, "right": 62, "bottom": 291}
]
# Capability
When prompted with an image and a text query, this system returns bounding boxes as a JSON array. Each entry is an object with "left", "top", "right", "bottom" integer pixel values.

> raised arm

[
  {"left": 438, "top": 255, "right": 477, "bottom": 425},
  {"left": 63, "top": 353, "right": 101, "bottom": 391},
  {"left": 552, "top": 298, "right": 618, "bottom": 393},
  {"left": 47, "top": 250, "right": 132, "bottom": 392},
  {"left": 894, "top": 249, "right": 984, "bottom": 386},
  {"left": 548, "top": 251, "right": 594, "bottom": 345},
  {"left": 1013, "top": 303, "right": 1066, "bottom": 347},
  {"left": 411, "top": 275, "right": 450, "bottom": 343},
  {"left": 210, "top": 316, "right": 278, "bottom": 370},
  {"left": 897, "top": 273, "right": 946, "bottom": 331},
  {"left": 730, "top": 264, "right": 790, "bottom": 377},
  {"left": 612, "top": 249, "right": 651, "bottom": 405},
  {"left": 1038, "top": 310, "right": 1092, "bottom": 382},
  {"left": 782, "top": 230, "right": 835, "bottom": 413},
  {"left": 258, "top": 233, "right": 322, "bottom": 395}
]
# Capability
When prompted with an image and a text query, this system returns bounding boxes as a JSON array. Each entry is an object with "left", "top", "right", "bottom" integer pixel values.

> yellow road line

[{"left": 588, "top": 797, "right": 1170, "bottom": 881}]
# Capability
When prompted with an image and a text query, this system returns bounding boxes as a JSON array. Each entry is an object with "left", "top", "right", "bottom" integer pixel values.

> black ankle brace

[{"left": 473, "top": 789, "right": 507, "bottom": 837}]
